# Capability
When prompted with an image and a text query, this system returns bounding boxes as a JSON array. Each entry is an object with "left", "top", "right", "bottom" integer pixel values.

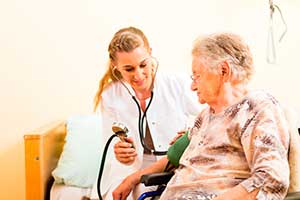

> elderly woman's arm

[
  {"left": 112, "top": 156, "right": 169, "bottom": 200},
  {"left": 213, "top": 185, "right": 259, "bottom": 200},
  {"left": 216, "top": 102, "right": 290, "bottom": 200}
]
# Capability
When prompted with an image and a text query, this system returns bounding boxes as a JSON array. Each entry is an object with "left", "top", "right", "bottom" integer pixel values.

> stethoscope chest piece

[{"left": 112, "top": 122, "right": 129, "bottom": 142}]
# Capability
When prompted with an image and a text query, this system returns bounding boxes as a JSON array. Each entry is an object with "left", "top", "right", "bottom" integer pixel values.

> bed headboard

[{"left": 24, "top": 121, "right": 66, "bottom": 200}]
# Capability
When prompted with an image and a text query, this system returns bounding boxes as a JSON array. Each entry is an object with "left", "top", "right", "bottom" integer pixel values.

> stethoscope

[
  {"left": 96, "top": 57, "right": 167, "bottom": 199},
  {"left": 111, "top": 56, "right": 167, "bottom": 156}
]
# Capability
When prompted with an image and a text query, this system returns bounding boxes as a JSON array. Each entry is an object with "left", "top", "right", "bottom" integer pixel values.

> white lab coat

[{"left": 90, "top": 72, "right": 203, "bottom": 199}]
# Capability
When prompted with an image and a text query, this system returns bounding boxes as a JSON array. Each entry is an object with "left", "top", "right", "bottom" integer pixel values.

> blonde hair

[
  {"left": 94, "top": 27, "right": 151, "bottom": 111},
  {"left": 192, "top": 33, "right": 254, "bottom": 84}
]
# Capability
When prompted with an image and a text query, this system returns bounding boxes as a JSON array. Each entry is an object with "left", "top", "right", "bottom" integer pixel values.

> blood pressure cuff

[{"left": 167, "top": 132, "right": 190, "bottom": 167}]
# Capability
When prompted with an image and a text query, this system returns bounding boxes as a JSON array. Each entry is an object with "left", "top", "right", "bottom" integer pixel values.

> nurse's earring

[{"left": 151, "top": 65, "right": 155, "bottom": 74}]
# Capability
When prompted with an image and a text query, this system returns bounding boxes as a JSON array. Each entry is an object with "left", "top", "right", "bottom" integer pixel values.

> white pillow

[{"left": 52, "top": 114, "right": 102, "bottom": 188}]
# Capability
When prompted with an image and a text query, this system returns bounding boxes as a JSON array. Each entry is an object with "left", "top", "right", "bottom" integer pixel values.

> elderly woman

[{"left": 112, "top": 33, "right": 290, "bottom": 200}]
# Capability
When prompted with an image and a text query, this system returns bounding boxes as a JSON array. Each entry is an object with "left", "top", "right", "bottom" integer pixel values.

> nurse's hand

[
  {"left": 114, "top": 137, "right": 137, "bottom": 165},
  {"left": 169, "top": 130, "right": 186, "bottom": 145}
]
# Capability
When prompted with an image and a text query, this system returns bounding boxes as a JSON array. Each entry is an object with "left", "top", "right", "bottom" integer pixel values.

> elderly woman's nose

[{"left": 191, "top": 81, "right": 197, "bottom": 91}]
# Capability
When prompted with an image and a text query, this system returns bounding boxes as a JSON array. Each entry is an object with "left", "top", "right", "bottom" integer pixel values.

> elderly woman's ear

[{"left": 220, "top": 61, "right": 231, "bottom": 82}]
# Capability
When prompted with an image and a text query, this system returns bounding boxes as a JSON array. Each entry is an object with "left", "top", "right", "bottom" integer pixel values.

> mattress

[{"left": 50, "top": 182, "right": 92, "bottom": 200}]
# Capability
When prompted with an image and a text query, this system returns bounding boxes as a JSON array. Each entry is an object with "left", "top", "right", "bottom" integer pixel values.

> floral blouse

[{"left": 160, "top": 90, "right": 290, "bottom": 200}]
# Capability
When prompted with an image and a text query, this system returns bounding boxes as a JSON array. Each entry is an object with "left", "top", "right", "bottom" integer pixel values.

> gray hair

[{"left": 192, "top": 33, "right": 254, "bottom": 83}]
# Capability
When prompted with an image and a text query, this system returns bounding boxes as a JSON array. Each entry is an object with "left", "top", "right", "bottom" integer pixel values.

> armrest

[
  {"left": 24, "top": 120, "right": 66, "bottom": 200},
  {"left": 140, "top": 172, "right": 174, "bottom": 186}
]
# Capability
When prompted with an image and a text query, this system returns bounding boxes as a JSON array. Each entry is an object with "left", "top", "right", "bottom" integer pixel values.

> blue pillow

[{"left": 52, "top": 114, "right": 102, "bottom": 188}]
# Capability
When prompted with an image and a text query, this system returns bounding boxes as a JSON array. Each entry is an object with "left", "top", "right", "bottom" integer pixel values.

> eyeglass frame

[{"left": 190, "top": 74, "right": 201, "bottom": 83}]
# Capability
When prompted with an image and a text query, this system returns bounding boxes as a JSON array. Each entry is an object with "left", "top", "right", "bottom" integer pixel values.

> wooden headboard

[{"left": 24, "top": 121, "right": 66, "bottom": 200}]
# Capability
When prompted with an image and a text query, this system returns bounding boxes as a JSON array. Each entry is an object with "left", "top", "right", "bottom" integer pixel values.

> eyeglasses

[{"left": 190, "top": 74, "right": 200, "bottom": 82}]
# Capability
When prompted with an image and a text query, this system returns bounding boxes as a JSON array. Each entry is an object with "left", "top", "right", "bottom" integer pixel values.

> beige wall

[{"left": 0, "top": 0, "right": 299, "bottom": 199}]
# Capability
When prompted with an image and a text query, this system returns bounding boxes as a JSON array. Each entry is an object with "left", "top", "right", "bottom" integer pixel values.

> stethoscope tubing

[
  {"left": 132, "top": 93, "right": 167, "bottom": 156},
  {"left": 112, "top": 57, "right": 167, "bottom": 155}
]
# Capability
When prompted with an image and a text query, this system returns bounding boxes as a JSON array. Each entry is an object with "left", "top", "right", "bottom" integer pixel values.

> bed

[
  {"left": 24, "top": 119, "right": 94, "bottom": 200},
  {"left": 24, "top": 120, "right": 66, "bottom": 200}
]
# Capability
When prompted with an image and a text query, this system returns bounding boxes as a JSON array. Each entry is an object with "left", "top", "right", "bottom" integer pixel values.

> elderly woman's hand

[
  {"left": 112, "top": 172, "right": 139, "bottom": 200},
  {"left": 114, "top": 137, "right": 137, "bottom": 164}
]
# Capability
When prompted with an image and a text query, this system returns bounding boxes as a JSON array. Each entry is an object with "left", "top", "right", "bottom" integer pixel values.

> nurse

[{"left": 92, "top": 26, "right": 202, "bottom": 200}]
